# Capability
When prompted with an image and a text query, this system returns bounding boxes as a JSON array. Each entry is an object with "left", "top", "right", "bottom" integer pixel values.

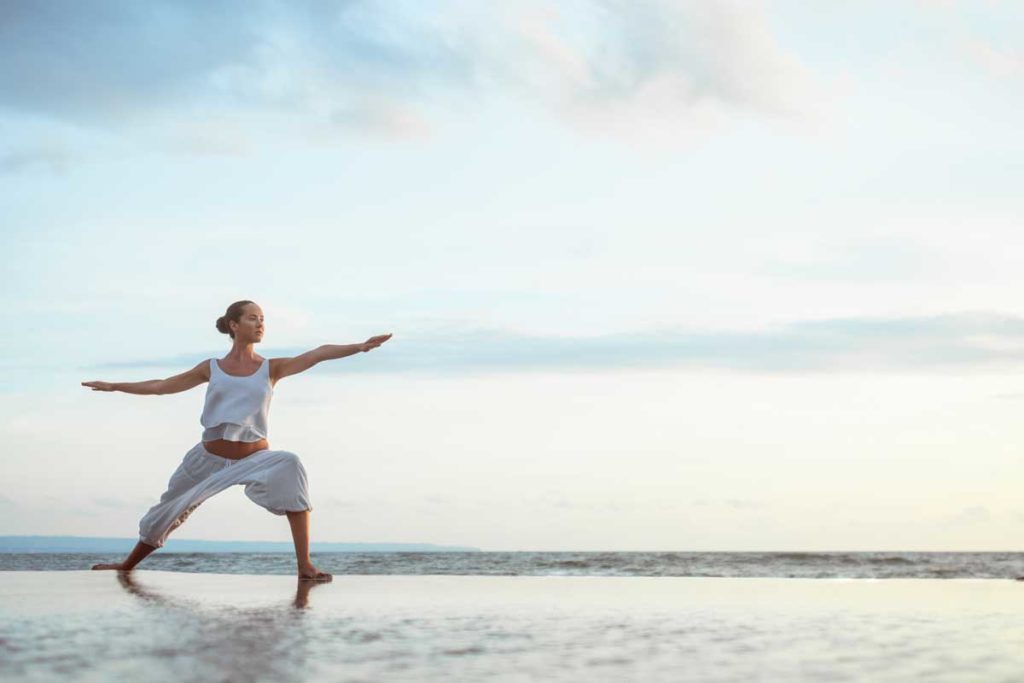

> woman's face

[{"left": 233, "top": 304, "right": 265, "bottom": 342}]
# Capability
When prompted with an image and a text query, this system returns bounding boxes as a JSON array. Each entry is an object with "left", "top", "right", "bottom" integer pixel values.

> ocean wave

[{"left": 3, "top": 551, "right": 1022, "bottom": 579}]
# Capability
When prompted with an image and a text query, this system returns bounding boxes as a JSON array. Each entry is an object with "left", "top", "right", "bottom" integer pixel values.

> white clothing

[
  {"left": 138, "top": 442, "right": 311, "bottom": 548},
  {"left": 200, "top": 358, "right": 273, "bottom": 443}
]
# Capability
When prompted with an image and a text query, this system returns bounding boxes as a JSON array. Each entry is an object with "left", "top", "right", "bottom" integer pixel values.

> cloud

[
  {"left": 329, "top": 96, "right": 433, "bottom": 139},
  {"left": 920, "top": 2, "right": 1024, "bottom": 83},
  {"left": 0, "top": 0, "right": 264, "bottom": 123},
  {"left": 944, "top": 505, "right": 992, "bottom": 525},
  {"left": 962, "top": 37, "right": 1024, "bottom": 80},
  {"left": 0, "top": 144, "right": 74, "bottom": 174},
  {"left": 763, "top": 239, "right": 933, "bottom": 282},
  {"left": 167, "top": 121, "right": 252, "bottom": 157},
  {"left": 693, "top": 498, "right": 768, "bottom": 510},
  {"left": 0, "top": 0, "right": 823, "bottom": 149},
  {"left": 88, "top": 311, "right": 1024, "bottom": 375},
  {"left": 563, "top": 1, "right": 821, "bottom": 136},
  {"left": 92, "top": 496, "right": 153, "bottom": 511}
]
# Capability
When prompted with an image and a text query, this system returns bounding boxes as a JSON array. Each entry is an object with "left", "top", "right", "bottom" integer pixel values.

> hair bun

[{"left": 216, "top": 300, "right": 255, "bottom": 340}]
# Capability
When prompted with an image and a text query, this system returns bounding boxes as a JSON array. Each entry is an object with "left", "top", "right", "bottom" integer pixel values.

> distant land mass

[{"left": 0, "top": 536, "right": 480, "bottom": 553}]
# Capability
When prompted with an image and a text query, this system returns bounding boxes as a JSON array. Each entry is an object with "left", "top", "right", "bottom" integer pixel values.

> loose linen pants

[{"left": 139, "top": 442, "right": 312, "bottom": 548}]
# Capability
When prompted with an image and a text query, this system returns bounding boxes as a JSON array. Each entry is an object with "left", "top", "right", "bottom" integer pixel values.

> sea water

[{"left": 3, "top": 550, "right": 1023, "bottom": 578}]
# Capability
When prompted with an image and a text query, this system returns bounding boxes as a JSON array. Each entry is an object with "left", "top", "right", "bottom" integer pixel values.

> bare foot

[
  {"left": 298, "top": 564, "right": 332, "bottom": 581},
  {"left": 92, "top": 563, "right": 127, "bottom": 571}
]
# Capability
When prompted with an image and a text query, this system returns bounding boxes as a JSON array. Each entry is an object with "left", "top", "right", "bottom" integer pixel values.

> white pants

[{"left": 138, "top": 442, "right": 312, "bottom": 548}]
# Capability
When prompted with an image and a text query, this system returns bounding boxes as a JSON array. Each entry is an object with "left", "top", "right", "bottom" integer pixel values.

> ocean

[{"left": 4, "top": 550, "right": 1024, "bottom": 578}]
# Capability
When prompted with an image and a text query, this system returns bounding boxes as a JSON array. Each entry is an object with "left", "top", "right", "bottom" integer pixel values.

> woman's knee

[{"left": 274, "top": 450, "right": 305, "bottom": 470}]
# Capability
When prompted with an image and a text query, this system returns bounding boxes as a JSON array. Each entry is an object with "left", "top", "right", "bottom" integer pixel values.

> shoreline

[
  {"left": 6, "top": 570, "right": 1024, "bottom": 615},
  {"left": 4, "top": 569, "right": 1023, "bottom": 580}
]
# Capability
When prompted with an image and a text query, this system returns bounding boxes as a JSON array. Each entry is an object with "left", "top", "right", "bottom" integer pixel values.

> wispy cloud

[
  {"left": 166, "top": 120, "right": 252, "bottom": 157},
  {"left": 88, "top": 311, "right": 1024, "bottom": 375},
  {"left": 92, "top": 496, "right": 153, "bottom": 511},
  {"left": 0, "top": 0, "right": 263, "bottom": 122},
  {"left": 694, "top": 498, "right": 769, "bottom": 510},
  {"left": 0, "top": 0, "right": 822, "bottom": 150},
  {"left": 0, "top": 144, "right": 73, "bottom": 174},
  {"left": 962, "top": 37, "right": 1024, "bottom": 80},
  {"left": 540, "top": 0, "right": 825, "bottom": 142},
  {"left": 763, "top": 239, "right": 934, "bottom": 282},
  {"left": 329, "top": 95, "right": 433, "bottom": 139},
  {"left": 943, "top": 505, "right": 992, "bottom": 526}
]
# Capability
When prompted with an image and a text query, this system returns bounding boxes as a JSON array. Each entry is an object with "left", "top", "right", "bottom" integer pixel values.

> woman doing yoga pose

[{"left": 82, "top": 300, "right": 391, "bottom": 580}]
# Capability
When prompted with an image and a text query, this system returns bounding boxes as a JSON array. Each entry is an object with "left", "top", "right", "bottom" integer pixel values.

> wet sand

[{"left": 3, "top": 571, "right": 1023, "bottom": 681}]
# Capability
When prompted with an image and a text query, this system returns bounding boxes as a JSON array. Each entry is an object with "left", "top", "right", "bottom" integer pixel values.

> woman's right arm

[{"left": 82, "top": 360, "right": 209, "bottom": 395}]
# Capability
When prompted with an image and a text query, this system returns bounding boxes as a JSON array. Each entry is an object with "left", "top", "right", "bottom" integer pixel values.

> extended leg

[
  {"left": 93, "top": 446, "right": 216, "bottom": 572},
  {"left": 92, "top": 540, "right": 158, "bottom": 571}
]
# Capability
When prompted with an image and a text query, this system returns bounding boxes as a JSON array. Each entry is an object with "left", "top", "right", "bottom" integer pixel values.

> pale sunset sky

[{"left": 2, "top": 0, "right": 1022, "bottom": 550}]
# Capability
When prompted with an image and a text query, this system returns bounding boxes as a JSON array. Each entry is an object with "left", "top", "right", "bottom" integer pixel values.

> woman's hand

[
  {"left": 81, "top": 381, "right": 116, "bottom": 392},
  {"left": 360, "top": 333, "right": 393, "bottom": 353}
]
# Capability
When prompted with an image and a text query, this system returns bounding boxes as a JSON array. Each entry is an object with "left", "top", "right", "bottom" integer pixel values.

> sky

[{"left": 2, "top": 0, "right": 1023, "bottom": 551}]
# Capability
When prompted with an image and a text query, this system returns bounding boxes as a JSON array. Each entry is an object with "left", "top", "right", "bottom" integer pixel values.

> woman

[{"left": 82, "top": 300, "right": 392, "bottom": 581}]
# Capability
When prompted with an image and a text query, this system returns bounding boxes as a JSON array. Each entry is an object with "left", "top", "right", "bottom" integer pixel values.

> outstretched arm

[
  {"left": 273, "top": 333, "right": 392, "bottom": 383},
  {"left": 81, "top": 360, "right": 209, "bottom": 395}
]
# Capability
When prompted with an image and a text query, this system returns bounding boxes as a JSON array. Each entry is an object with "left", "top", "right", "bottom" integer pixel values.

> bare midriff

[{"left": 203, "top": 438, "right": 270, "bottom": 460}]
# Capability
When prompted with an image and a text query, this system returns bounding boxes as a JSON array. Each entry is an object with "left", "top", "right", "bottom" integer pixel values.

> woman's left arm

[{"left": 272, "top": 334, "right": 392, "bottom": 383}]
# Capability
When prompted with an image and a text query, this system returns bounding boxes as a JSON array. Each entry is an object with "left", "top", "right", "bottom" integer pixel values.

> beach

[{"left": 3, "top": 571, "right": 1023, "bottom": 681}]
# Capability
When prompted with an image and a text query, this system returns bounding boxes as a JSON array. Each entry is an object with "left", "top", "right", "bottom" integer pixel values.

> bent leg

[
  {"left": 287, "top": 510, "right": 331, "bottom": 580},
  {"left": 237, "top": 449, "right": 329, "bottom": 580},
  {"left": 241, "top": 450, "right": 312, "bottom": 515}
]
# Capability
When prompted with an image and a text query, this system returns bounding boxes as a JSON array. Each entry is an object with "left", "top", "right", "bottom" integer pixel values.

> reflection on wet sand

[
  {"left": 7, "top": 572, "right": 1024, "bottom": 682},
  {"left": 115, "top": 570, "right": 328, "bottom": 609},
  {"left": 113, "top": 571, "right": 332, "bottom": 680}
]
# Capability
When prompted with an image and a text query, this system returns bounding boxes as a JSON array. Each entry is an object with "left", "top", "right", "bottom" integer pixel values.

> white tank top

[{"left": 200, "top": 358, "right": 273, "bottom": 443}]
